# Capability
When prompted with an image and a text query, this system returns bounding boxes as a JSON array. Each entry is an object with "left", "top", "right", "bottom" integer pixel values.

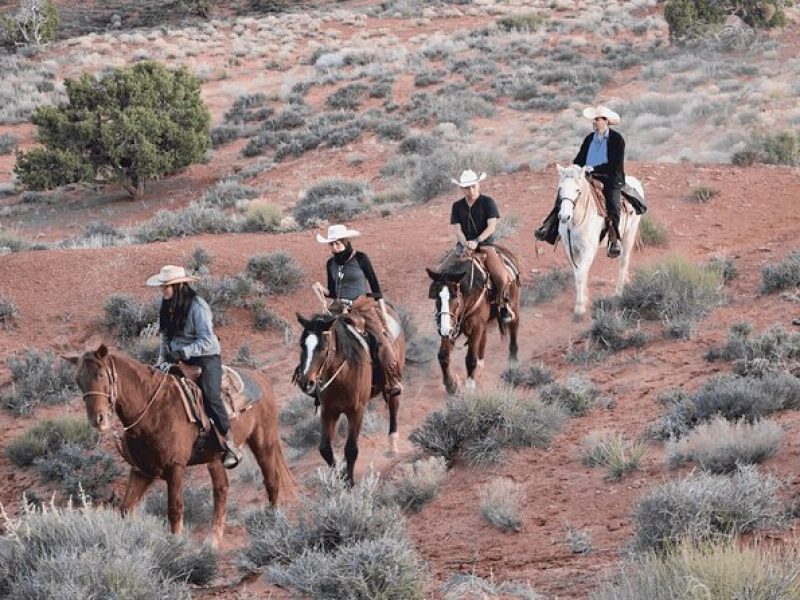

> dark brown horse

[
  {"left": 68, "top": 344, "right": 292, "bottom": 546},
  {"left": 426, "top": 248, "right": 520, "bottom": 395},
  {"left": 293, "top": 305, "right": 406, "bottom": 485}
]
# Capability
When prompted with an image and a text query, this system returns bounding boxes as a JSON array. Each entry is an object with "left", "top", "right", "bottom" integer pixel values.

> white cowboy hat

[
  {"left": 583, "top": 105, "right": 620, "bottom": 125},
  {"left": 145, "top": 265, "right": 199, "bottom": 287},
  {"left": 451, "top": 169, "right": 487, "bottom": 188},
  {"left": 315, "top": 224, "right": 361, "bottom": 244}
]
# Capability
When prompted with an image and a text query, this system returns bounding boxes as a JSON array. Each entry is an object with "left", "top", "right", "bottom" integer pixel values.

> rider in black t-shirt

[{"left": 449, "top": 170, "right": 515, "bottom": 323}]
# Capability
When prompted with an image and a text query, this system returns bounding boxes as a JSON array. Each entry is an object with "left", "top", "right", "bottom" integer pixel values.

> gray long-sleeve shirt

[{"left": 158, "top": 296, "right": 221, "bottom": 361}]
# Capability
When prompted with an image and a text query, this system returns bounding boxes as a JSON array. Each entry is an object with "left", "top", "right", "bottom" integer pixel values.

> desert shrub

[
  {"left": 242, "top": 470, "right": 427, "bottom": 599},
  {"left": 326, "top": 83, "right": 368, "bottom": 110},
  {"left": 414, "top": 69, "right": 446, "bottom": 87},
  {"left": 35, "top": 442, "right": 121, "bottom": 500},
  {"left": 135, "top": 203, "right": 237, "bottom": 242},
  {"left": 185, "top": 246, "right": 213, "bottom": 275},
  {"left": 0, "top": 132, "right": 19, "bottom": 154},
  {"left": 579, "top": 430, "right": 646, "bottom": 481},
  {"left": 293, "top": 178, "right": 370, "bottom": 226},
  {"left": 480, "top": 478, "right": 523, "bottom": 532},
  {"left": 0, "top": 0, "right": 60, "bottom": 47},
  {"left": 564, "top": 524, "right": 592, "bottom": 555},
  {"left": 619, "top": 256, "right": 724, "bottom": 339},
  {"left": 0, "top": 500, "right": 216, "bottom": 596},
  {"left": 663, "top": 0, "right": 786, "bottom": 40},
  {"left": 399, "top": 134, "right": 438, "bottom": 156},
  {"left": 280, "top": 393, "right": 316, "bottom": 427},
  {"left": 383, "top": 456, "right": 448, "bottom": 512},
  {"left": 210, "top": 124, "right": 242, "bottom": 147},
  {"left": 245, "top": 251, "right": 304, "bottom": 295},
  {"left": 103, "top": 294, "right": 158, "bottom": 340},
  {"left": 632, "top": 465, "right": 783, "bottom": 552},
  {"left": 193, "top": 275, "right": 260, "bottom": 322},
  {"left": 124, "top": 331, "right": 161, "bottom": 364},
  {"left": 651, "top": 373, "right": 800, "bottom": 440},
  {"left": 6, "top": 418, "right": 97, "bottom": 467},
  {"left": 375, "top": 119, "right": 408, "bottom": 141},
  {"left": 501, "top": 362, "right": 554, "bottom": 389},
  {"left": 144, "top": 486, "right": 213, "bottom": 527},
  {"left": 15, "top": 62, "right": 210, "bottom": 198},
  {"left": 409, "top": 386, "right": 568, "bottom": 467},
  {"left": 224, "top": 92, "right": 271, "bottom": 124},
  {"left": 761, "top": 249, "right": 800, "bottom": 293},
  {"left": 242, "top": 200, "right": 283, "bottom": 232},
  {"left": 0, "top": 295, "right": 19, "bottom": 329},
  {"left": 708, "top": 255, "right": 738, "bottom": 282},
  {"left": 586, "top": 302, "right": 649, "bottom": 354},
  {"left": 688, "top": 185, "right": 720, "bottom": 203},
  {"left": 496, "top": 13, "right": 546, "bottom": 32},
  {"left": 0, "top": 228, "right": 41, "bottom": 252},
  {"left": 592, "top": 539, "right": 800, "bottom": 600},
  {"left": 253, "top": 303, "right": 290, "bottom": 332},
  {"left": 201, "top": 179, "right": 259, "bottom": 208},
  {"left": 2, "top": 349, "right": 76, "bottom": 416},
  {"left": 666, "top": 416, "right": 782, "bottom": 473},
  {"left": 538, "top": 377, "right": 599, "bottom": 417},
  {"left": 521, "top": 268, "right": 571, "bottom": 306},
  {"left": 442, "top": 573, "right": 543, "bottom": 600},
  {"left": 761, "top": 131, "right": 799, "bottom": 166},
  {"left": 639, "top": 215, "right": 668, "bottom": 247},
  {"left": 706, "top": 323, "right": 800, "bottom": 376}
]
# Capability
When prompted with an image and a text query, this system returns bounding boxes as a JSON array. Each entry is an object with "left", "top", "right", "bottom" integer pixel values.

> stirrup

[
  {"left": 500, "top": 306, "right": 515, "bottom": 323},
  {"left": 222, "top": 446, "right": 242, "bottom": 469}
]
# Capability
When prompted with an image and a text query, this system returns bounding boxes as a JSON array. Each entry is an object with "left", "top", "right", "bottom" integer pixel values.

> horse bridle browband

[{"left": 81, "top": 355, "right": 169, "bottom": 432}]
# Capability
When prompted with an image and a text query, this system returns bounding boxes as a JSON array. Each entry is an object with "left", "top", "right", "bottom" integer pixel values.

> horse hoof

[
  {"left": 205, "top": 534, "right": 221, "bottom": 549},
  {"left": 572, "top": 311, "right": 585, "bottom": 323},
  {"left": 465, "top": 378, "right": 476, "bottom": 391},
  {"left": 386, "top": 433, "right": 399, "bottom": 456}
]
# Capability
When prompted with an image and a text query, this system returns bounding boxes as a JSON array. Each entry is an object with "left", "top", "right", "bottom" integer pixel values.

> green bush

[
  {"left": 103, "top": 294, "right": 159, "bottom": 340},
  {"left": 242, "top": 470, "right": 427, "bottom": 599},
  {"left": 632, "top": 466, "right": 784, "bottom": 552},
  {"left": 1, "top": 349, "right": 76, "bottom": 416},
  {"left": 586, "top": 302, "right": 649, "bottom": 354},
  {"left": 0, "top": 500, "right": 217, "bottom": 596},
  {"left": 664, "top": 0, "right": 786, "bottom": 40},
  {"left": 761, "top": 131, "right": 798, "bottom": 166},
  {"left": 6, "top": 418, "right": 98, "bottom": 467},
  {"left": 15, "top": 62, "right": 210, "bottom": 198},
  {"left": 242, "top": 200, "right": 283, "bottom": 232},
  {"left": 593, "top": 539, "right": 800, "bottom": 600},
  {"left": 245, "top": 251, "right": 304, "bottom": 295},
  {"left": 1, "top": 0, "right": 60, "bottom": 48},
  {"left": 409, "top": 386, "right": 568, "bottom": 467}
]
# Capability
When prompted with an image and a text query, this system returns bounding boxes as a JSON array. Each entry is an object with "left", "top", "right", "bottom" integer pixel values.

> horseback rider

[
  {"left": 148, "top": 265, "right": 242, "bottom": 469},
  {"left": 312, "top": 224, "right": 403, "bottom": 398},
  {"left": 534, "top": 105, "right": 626, "bottom": 258},
  {"left": 450, "top": 169, "right": 515, "bottom": 323}
]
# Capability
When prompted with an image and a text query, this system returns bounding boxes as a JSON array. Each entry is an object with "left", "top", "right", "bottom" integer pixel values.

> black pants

[
  {"left": 538, "top": 175, "right": 622, "bottom": 244},
  {"left": 186, "top": 354, "right": 229, "bottom": 435}
]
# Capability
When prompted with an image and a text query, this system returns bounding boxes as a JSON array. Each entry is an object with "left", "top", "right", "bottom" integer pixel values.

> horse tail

[{"left": 273, "top": 439, "right": 297, "bottom": 501}]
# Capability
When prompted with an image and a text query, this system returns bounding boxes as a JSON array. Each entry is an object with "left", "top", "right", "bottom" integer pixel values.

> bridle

[
  {"left": 80, "top": 355, "right": 169, "bottom": 433},
  {"left": 434, "top": 262, "right": 488, "bottom": 342}
]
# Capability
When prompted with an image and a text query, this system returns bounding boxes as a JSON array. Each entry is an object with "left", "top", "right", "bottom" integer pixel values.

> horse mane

[{"left": 306, "top": 313, "right": 367, "bottom": 366}]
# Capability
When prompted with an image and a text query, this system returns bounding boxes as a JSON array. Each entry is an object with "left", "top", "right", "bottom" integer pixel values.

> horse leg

[
  {"left": 437, "top": 337, "right": 458, "bottom": 395},
  {"left": 616, "top": 217, "right": 638, "bottom": 295},
  {"left": 573, "top": 250, "right": 595, "bottom": 320},
  {"left": 465, "top": 332, "right": 483, "bottom": 391},
  {"left": 206, "top": 460, "right": 228, "bottom": 548},
  {"left": 319, "top": 406, "right": 338, "bottom": 470},
  {"left": 386, "top": 392, "right": 399, "bottom": 456},
  {"left": 119, "top": 468, "right": 155, "bottom": 518},
  {"left": 165, "top": 465, "right": 187, "bottom": 535},
  {"left": 344, "top": 409, "right": 364, "bottom": 486},
  {"left": 249, "top": 426, "right": 281, "bottom": 506}
]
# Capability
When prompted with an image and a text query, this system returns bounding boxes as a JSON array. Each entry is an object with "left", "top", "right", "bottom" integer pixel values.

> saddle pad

[
  {"left": 386, "top": 313, "right": 402, "bottom": 340},
  {"left": 221, "top": 366, "right": 261, "bottom": 419}
]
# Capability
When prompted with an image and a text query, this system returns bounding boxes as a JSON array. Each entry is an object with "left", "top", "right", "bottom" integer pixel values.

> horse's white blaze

[
  {"left": 438, "top": 286, "right": 451, "bottom": 336},
  {"left": 303, "top": 334, "right": 318, "bottom": 375}
]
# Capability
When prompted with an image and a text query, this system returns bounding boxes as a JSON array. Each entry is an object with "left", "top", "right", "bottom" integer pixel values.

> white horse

[{"left": 556, "top": 164, "right": 643, "bottom": 318}]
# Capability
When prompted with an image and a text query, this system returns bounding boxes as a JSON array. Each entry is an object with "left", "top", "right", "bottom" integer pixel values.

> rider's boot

[{"left": 222, "top": 430, "right": 242, "bottom": 469}]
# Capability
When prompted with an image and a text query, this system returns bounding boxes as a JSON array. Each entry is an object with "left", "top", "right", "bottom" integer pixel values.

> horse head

[
  {"left": 294, "top": 313, "right": 337, "bottom": 396},
  {"left": 65, "top": 344, "right": 117, "bottom": 432},
  {"left": 426, "top": 267, "right": 464, "bottom": 338},
  {"left": 557, "top": 164, "right": 587, "bottom": 224}
]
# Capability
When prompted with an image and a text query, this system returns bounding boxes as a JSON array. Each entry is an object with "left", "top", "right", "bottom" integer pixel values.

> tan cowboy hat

[
  {"left": 451, "top": 169, "right": 487, "bottom": 188},
  {"left": 316, "top": 224, "right": 361, "bottom": 244},
  {"left": 145, "top": 265, "right": 199, "bottom": 287},
  {"left": 583, "top": 105, "right": 620, "bottom": 125}
]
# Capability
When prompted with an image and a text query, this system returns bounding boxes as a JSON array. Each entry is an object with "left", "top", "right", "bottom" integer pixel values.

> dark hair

[{"left": 159, "top": 283, "right": 197, "bottom": 340}]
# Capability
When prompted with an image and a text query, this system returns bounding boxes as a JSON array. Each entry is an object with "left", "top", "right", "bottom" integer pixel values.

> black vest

[{"left": 327, "top": 255, "right": 368, "bottom": 301}]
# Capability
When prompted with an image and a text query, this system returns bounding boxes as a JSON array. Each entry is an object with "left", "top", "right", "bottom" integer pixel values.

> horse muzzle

[
  {"left": 93, "top": 410, "right": 113, "bottom": 432},
  {"left": 293, "top": 367, "right": 318, "bottom": 396}
]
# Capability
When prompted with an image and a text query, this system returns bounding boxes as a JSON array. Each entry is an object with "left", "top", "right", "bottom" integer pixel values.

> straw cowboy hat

[
  {"left": 316, "top": 224, "right": 361, "bottom": 244},
  {"left": 451, "top": 169, "right": 487, "bottom": 188},
  {"left": 145, "top": 265, "right": 199, "bottom": 287},
  {"left": 583, "top": 105, "right": 620, "bottom": 125}
]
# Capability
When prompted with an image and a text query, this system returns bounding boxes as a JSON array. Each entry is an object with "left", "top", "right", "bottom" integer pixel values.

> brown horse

[
  {"left": 426, "top": 248, "right": 520, "bottom": 395},
  {"left": 293, "top": 306, "right": 406, "bottom": 485},
  {"left": 68, "top": 344, "right": 292, "bottom": 546}
]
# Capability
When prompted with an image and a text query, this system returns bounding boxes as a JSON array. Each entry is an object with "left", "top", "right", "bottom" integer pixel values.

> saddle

[{"left": 168, "top": 363, "right": 262, "bottom": 431}]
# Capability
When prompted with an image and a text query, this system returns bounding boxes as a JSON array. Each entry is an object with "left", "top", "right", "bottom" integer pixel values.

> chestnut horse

[
  {"left": 293, "top": 306, "right": 406, "bottom": 485},
  {"left": 426, "top": 248, "right": 520, "bottom": 395},
  {"left": 68, "top": 344, "right": 292, "bottom": 546}
]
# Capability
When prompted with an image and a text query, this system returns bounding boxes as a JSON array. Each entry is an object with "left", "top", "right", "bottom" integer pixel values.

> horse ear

[
  {"left": 96, "top": 344, "right": 109, "bottom": 359},
  {"left": 425, "top": 268, "right": 440, "bottom": 281},
  {"left": 63, "top": 354, "right": 81, "bottom": 365},
  {"left": 296, "top": 313, "right": 310, "bottom": 328}
]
